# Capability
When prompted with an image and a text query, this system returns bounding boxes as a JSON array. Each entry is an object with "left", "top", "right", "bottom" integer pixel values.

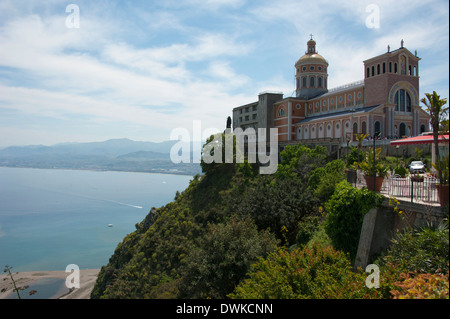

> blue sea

[{"left": 0, "top": 167, "right": 192, "bottom": 272}]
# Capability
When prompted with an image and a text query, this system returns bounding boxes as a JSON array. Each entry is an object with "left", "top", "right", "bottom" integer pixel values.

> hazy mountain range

[{"left": 0, "top": 138, "right": 202, "bottom": 176}]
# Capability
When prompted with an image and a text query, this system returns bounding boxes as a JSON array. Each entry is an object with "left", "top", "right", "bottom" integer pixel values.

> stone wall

[{"left": 354, "top": 198, "right": 447, "bottom": 270}]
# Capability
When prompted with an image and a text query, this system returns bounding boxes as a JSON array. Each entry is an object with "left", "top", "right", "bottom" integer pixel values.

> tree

[
  {"left": 325, "top": 181, "right": 384, "bottom": 260},
  {"left": 277, "top": 144, "right": 326, "bottom": 180},
  {"left": 234, "top": 175, "right": 320, "bottom": 245},
  {"left": 440, "top": 118, "right": 449, "bottom": 133},
  {"left": 421, "top": 91, "right": 448, "bottom": 183},
  {"left": 308, "top": 159, "right": 346, "bottom": 202},
  {"left": 354, "top": 133, "right": 369, "bottom": 167},
  {"left": 178, "top": 217, "right": 278, "bottom": 298}
]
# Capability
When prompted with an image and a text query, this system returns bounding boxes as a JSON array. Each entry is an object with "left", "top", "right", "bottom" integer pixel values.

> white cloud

[
  {"left": 0, "top": 0, "right": 447, "bottom": 147},
  {"left": 0, "top": 10, "right": 255, "bottom": 124}
]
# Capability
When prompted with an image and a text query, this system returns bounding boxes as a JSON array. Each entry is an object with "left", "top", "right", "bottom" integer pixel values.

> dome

[
  {"left": 295, "top": 53, "right": 328, "bottom": 66},
  {"left": 295, "top": 36, "right": 328, "bottom": 66}
]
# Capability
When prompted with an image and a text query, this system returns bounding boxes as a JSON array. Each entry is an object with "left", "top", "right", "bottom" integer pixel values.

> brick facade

[{"left": 232, "top": 38, "right": 430, "bottom": 151}]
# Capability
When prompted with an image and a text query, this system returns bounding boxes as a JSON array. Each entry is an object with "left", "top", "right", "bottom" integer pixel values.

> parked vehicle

[{"left": 409, "top": 161, "right": 425, "bottom": 173}]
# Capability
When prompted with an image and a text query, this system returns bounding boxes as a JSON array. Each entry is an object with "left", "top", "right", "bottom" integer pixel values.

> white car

[{"left": 409, "top": 161, "right": 425, "bottom": 173}]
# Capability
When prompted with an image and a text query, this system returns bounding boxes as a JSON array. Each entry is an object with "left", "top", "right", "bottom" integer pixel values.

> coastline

[
  {"left": 0, "top": 165, "right": 199, "bottom": 177},
  {"left": 0, "top": 269, "right": 100, "bottom": 299}
]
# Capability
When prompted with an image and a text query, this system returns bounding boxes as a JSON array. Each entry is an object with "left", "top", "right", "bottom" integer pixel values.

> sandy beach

[{"left": 0, "top": 269, "right": 100, "bottom": 299}]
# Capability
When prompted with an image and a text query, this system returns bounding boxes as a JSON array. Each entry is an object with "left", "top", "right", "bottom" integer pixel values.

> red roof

[{"left": 390, "top": 134, "right": 449, "bottom": 145}]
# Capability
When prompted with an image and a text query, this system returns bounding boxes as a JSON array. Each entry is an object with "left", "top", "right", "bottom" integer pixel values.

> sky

[{"left": 0, "top": 0, "right": 448, "bottom": 148}]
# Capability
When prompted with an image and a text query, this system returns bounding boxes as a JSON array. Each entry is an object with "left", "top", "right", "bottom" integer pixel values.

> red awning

[{"left": 390, "top": 134, "right": 449, "bottom": 145}]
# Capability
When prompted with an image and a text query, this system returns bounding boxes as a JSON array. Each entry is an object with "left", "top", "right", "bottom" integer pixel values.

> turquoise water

[
  {"left": 0, "top": 167, "right": 192, "bottom": 272},
  {"left": 5, "top": 277, "right": 68, "bottom": 299}
]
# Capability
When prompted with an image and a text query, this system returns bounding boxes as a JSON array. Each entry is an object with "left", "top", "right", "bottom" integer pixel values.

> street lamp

[
  {"left": 373, "top": 131, "right": 381, "bottom": 191},
  {"left": 396, "top": 145, "right": 400, "bottom": 167}
]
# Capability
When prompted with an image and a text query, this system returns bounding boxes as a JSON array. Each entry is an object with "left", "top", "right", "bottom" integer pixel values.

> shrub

[
  {"left": 380, "top": 222, "right": 449, "bottom": 274},
  {"left": 309, "top": 160, "right": 346, "bottom": 202},
  {"left": 347, "top": 146, "right": 364, "bottom": 167},
  {"left": 235, "top": 175, "right": 319, "bottom": 245},
  {"left": 178, "top": 216, "right": 279, "bottom": 299},
  {"left": 391, "top": 272, "right": 449, "bottom": 299},
  {"left": 325, "top": 181, "right": 384, "bottom": 260},
  {"left": 394, "top": 165, "right": 408, "bottom": 177},
  {"left": 277, "top": 144, "right": 326, "bottom": 179},
  {"left": 295, "top": 216, "right": 321, "bottom": 246},
  {"left": 229, "top": 245, "right": 380, "bottom": 299}
]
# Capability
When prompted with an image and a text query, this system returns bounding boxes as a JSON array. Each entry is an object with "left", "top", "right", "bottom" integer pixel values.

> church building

[{"left": 232, "top": 37, "right": 430, "bottom": 153}]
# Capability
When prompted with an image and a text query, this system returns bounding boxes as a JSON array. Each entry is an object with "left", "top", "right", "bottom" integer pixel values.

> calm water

[{"left": 0, "top": 167, "right": 192, "bottom": 272}]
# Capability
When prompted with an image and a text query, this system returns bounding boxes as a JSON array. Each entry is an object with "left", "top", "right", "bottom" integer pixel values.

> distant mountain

[
  {"left": 0, "top": 139, "right": 202, "bottom": 176},
  {"left": 0, "top": 138, "right": 178, "bottom": 157},
  {"left": 117, "top": 150, "right": 169, "bottom": 160}
]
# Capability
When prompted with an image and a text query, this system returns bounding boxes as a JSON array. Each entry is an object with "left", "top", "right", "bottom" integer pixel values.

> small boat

[{"left": 107, "top": 224, "right": 113, "bottom": 227}]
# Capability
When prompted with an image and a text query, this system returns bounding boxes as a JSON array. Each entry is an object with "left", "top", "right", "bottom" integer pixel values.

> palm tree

[
  {"left": 421, "top": 91, "right": 448, "bottom": 183},
  {"left": 354, "top": 133, "right": 369, "bottom": 164}
]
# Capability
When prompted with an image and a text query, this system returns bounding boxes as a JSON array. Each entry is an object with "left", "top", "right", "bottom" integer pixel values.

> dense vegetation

[{"left": 91, "top": 137, "right": 449, "bottom": 299}]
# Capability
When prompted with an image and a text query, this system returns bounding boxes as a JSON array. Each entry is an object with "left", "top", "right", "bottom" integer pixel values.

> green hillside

[{"left": 91, "top": 140, "right": 449, "bottom": 299}]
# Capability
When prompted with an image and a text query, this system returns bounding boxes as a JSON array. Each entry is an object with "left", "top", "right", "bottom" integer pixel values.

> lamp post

[
  {"left": 396, "top": 145, "right": 400, "bottom": 167},
  {"left": 373, "top": 131, "right": 381, "bottom": 191}
]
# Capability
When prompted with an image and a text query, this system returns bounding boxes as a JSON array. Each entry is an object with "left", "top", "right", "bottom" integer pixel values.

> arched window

[
  {"left": 302, "top": 77, "right": 307, "bottom": 88},
  {"left": 394, "top": 89, "right": 412, "bottom": 112},
  {"left": 400, "top": 91, "right": 406, "bottom": 112},
  {"left": 361, "top": 121, "right": 367, "bottom": 134},
  {"left": 310, "top": 76, "right": 315, "bottom": 88},
  {"left": 420, "top": 124, "right": 426, "bottom": 133},
  {"left": 406, "top": 93, "right": 411, "bottom": 112},
  {"left": 279, "top": 108, "right": 285, "bottom": 117},
  {"left": 399, "top": 123, "right": 406, "bottom": 137},
  {"left": 394, "top": 91, "right": 399, "bottom": 111},
  {"left": 374, "top": 121, "right": 381, "bottom": 135},
  {"left": 318, "top": 77, "right": 322, "bottom": 88},
  {"left": 353, "top": 122, "right": 358, "bottom": 136},
  {"left": 335, "top": 123, "right": 341, "bottom": 138}
]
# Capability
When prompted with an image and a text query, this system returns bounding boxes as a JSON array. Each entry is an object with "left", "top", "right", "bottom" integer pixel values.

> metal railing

[
  {"left": 386, "top": 174, "right": 440, "bottom": 204},
  {"left": 327, "top": 80, "right": 365, "bottom": 93},
  {"left": 355, "top": 171, "right": 440, "bottom": 205}
]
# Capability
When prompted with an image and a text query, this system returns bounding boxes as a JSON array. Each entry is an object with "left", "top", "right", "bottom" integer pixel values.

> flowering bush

[
  {"left": 391, "top": 272, "right": 449, "bottom": 299},
  {"left": 229, "top": 245, "right": 381, "bottom": 299}
]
